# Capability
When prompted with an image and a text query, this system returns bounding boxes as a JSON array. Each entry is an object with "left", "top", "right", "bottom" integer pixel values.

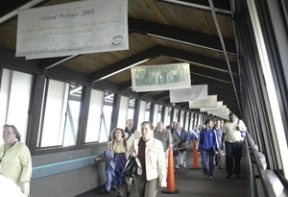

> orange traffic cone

[
  {"left": 162, "top": 147, "right": 180, "bottom": 194},
  {"left": 190, "top": 140, "right": 201, "bottom": 170}
]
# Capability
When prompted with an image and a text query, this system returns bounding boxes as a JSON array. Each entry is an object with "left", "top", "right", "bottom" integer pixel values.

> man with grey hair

[
  {"left": 154, "top": 121, "right": 173, "bottom": 166},
  {"left": 124, "top": 119, "right": 141, "bottom": 149},
  {"left": 174, "top": 122, "right": 189, "bottom": 169}
]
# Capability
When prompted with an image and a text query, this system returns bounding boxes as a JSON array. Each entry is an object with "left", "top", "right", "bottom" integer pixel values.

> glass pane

[
  {"left": 100, "top": 105, "right": 112, "bottom": 142},
  {"left": 63, "top": 100, "right": 80, "bottom": 146},
  {"left": 137, "top": 101, "right": 147, "bottom": 130},
  {"left": 117, "top": 96, "right": 129, "bottom": 128},
  {"left": 41, "top": 79, "right": 69, "bottom": 147},
  {"left": 127, "top": 98, "right": 135, "bottom": 119},
  {"left": 0, "top": 69, "right": 33, "bottom": 144},
  {"left": 86, "top": 89, "right": 104, "bottom": 143}
]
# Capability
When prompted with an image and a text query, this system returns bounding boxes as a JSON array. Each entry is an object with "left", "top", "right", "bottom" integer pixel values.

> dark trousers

[
  {"left": 135, "top": 172, "right": 159, "bottom": 197},
  {"left": 225, "top": 141, "right": 243, "bottom": 175}
]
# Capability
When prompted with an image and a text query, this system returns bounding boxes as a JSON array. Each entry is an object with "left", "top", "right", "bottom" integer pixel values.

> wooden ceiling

[{"left": 0, "top": 0, "right": 241, "bottom": 117}]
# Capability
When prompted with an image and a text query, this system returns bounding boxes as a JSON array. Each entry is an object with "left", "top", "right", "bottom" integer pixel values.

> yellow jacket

[{"left": 0, "top": 141, "right": 32, "bottom": 196}]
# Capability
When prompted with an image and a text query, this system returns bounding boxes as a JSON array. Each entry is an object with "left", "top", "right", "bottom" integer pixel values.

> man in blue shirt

[{"left": 198, "top": 119, "right": 219, "bottom": 180}]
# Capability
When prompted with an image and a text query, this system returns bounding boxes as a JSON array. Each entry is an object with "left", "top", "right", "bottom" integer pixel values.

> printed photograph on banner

[{"left": 131, "top": 63, "right": 191, "bottom": 92}]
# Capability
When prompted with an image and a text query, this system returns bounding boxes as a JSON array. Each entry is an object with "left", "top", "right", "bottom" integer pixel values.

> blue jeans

[
  {"left": 201, "top": 150, "right": 216, "bottom": 176},
  {"left": 106, "top": 169, "right": 116, "bottom": 191}
]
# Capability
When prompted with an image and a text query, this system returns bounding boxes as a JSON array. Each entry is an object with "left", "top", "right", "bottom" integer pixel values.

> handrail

[
  {"left": 244, "top": 137, "right": 257, "bottom": 197},
  {"left": 247, "top": 133, "right": 288, "bottom": 197},
  {"left": 32, "top": 154, "right": 99, "bottom": 180}
]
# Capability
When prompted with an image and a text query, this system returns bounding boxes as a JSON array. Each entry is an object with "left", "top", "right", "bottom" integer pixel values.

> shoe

[
  {"left": 127, "top": 191, "right": 131, "bottom": 197},
  {"left": 236, "top": 174, "right": 241, "bottom": 178},
  {"left": 226, "top": 174, "right": 232, "bottom": 179},
  {"left": 218, "top": 166, "right": 222, "bottom": 169},
  {"left": 183, "top": 163, "right": 186, "bottom": 168},
  {"left": 111, "top": 187, "right": 117, "bottom": 191},
  {"left": 175, "top": 164, "right": 179, "bottom": 169},
  {"left": 208, "top": 176, "right": 213, "bottom": 180},
  {"left": 100, "top": 189, "right": 110, "bottom": 194}
]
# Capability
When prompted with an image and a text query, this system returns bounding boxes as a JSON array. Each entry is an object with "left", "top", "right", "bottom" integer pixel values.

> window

[
  {"left": 40, "top": 79, "right": 69, "bottom": 147},
  {"left": 86, "top": 89, "right": 104, "bottom": 143},
  {"left": 117, "top": 96, "right": 129, "bottom": 129},
  {"left": 0, "top": 69, "right": 33, "bottom": 144}
]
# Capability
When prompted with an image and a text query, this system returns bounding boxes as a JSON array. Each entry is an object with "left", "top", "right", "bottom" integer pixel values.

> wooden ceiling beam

[
  {"left": 190, "top": 65, "right": 240, "bottom": 84},
  {"left": 88, "top": 45, "right": 162, "bottom": 84},
  {"left": 129, "top": 18, "right": 236, "bottom": 54},
  {"left": 159, "top": 46, "right": 238, "bottom": 73}
]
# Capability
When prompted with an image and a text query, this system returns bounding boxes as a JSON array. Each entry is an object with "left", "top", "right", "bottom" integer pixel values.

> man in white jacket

[{"left": 127, "top": 121, "right": 167, "bottom": 197}]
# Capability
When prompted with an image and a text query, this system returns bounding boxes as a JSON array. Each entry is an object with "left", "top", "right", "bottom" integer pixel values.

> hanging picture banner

[
  {"left": 131, "top": 63, "right": 191, "bottom": 92},
  {"left": 189, "top": 95, "right": 217, "bottom": 109},
  {"left": 169, "top": 84, "right": 207, "bottom": 103},
  {"left": 16, "top": 0, "right": 128, "bottom": 59}
]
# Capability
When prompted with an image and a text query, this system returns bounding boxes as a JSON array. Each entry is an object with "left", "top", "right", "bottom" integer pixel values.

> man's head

[
  {"left": 156, "top": 121, "right": 164, "bottom": 132},
  {"left": 171, "top": 121, "right": 177, "bottom": 129},
  {"left": 205, "top": 119, "right": 213, "bottom": 129},
  {"left": 215, "top": 119, "right": 221, "bottom": 127},
  {"left": 176, "top": 122, "right": 181, "bottom": 130},
  {"left": 126, "top": 119, "right": 134, "bottom": 129},
  {"left": 229, "top": 113, "right": 236, "bottom": 122}
]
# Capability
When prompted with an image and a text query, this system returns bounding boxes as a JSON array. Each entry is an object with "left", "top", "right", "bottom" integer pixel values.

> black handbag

[{"left": 123, "top": 157, "right": 137, "bottom": 177}]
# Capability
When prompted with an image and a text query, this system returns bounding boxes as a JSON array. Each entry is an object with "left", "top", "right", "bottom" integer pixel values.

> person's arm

[
  {"left": 167, "top": 131, "right": 173, "bottom": 149},
  {"left": 213, "top": 130, "right": 219, "bottom": 154},
  {"left": 126, "top": 139, "right": 137, "bottom": 159},
  {"left": 19, "top": 145, "right": 32, "bottom": 194},
  {"left": 239, "top": 120, "right": 247, "bottom": 132},
  {"left": 197, "top": 131, "right": 202, "bottom": 154},
  {"left": 221, "top": 133, "right": 226, "bottom": 150},
  {"left": 95, "top": 156, "right": 103, "bottom": 161}
]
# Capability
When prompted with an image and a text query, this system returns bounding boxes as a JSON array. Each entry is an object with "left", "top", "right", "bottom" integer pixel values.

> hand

[
  {"left": 215, "top": 151, "right": 219, "bottom": 155},
  {"left": 131, "top": 152, "right": 137, "bottom": 157},
  {"left": 198, "top": 152, "right": 201, "bottom": 155},
  {"left": 19, "top": 182, "right": 25, "bottom": 193}
]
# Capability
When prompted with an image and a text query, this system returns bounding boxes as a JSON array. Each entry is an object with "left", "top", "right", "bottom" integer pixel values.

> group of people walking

[
  {"left": 196, "top": 112, "right": 247, "bottom": 181},
  {"left": 98, "top": 113, "right": 247, "bottom": 197},
  {"left": 97, "top": 119, "right": 193, "bottom": 197},
  {"left": 0, "top": 112, "right": 247, "bottom": 197}
]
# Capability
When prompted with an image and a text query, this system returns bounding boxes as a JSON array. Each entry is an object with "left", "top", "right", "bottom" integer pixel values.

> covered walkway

[{"left": 89, "top": 143, "right": 250, "bottom": 197}]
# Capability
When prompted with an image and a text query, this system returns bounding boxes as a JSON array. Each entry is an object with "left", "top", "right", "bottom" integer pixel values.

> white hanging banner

[
  {"left": 131, "top": 63, "right": 191, "bottom": 92},
  {"left": 189, "top": 95, "right": 217, "bottom": 109},
  {"left": 169, "top": 84, "right": 207, "bottom": 103},
  {"left": 16, "top": 0, "right": 128, "bottom": 59},
  {"left": 200, "top": 102, "right": 229, "bottom": 118}
]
